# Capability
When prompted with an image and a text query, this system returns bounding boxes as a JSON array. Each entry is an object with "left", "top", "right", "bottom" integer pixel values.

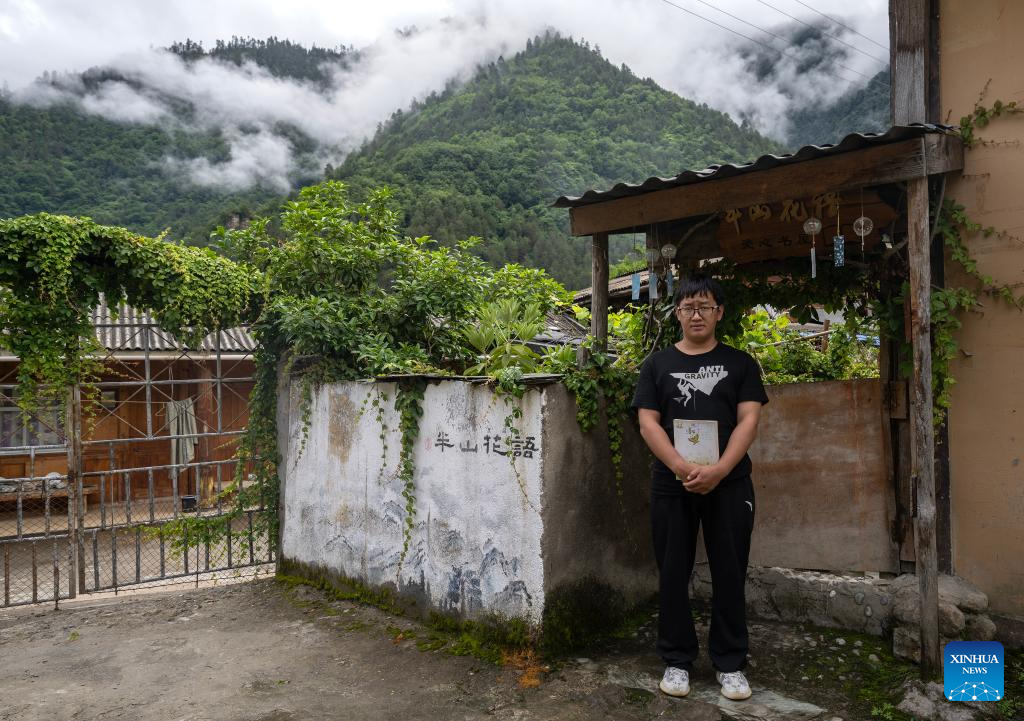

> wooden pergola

[{"left": 556, "top": 123, "right": 963, "bottom": 675}]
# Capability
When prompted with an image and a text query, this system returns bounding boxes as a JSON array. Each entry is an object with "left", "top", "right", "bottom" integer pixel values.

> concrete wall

[
  {"left": 278, "top": 378, "right": 656, "bottom": 626},
  {"left": 941, "top": 1, "right": 1024, "bottom": 617},
  {"left": 748, "top": 380, "right": 897, "bottom": 574},
  {"left": 538, "top": 384, "right": 655, "bottom": 603}
]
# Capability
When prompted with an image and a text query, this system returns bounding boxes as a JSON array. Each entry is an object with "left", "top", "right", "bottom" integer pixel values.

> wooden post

[
  {"left": 892, "top": 0, "right": 940, "bottom": 677},
  {"left": 908, "top": 177, "right": 941, "bottom": 677},
  {"left": 889, "top": 0, "right": 929, "bottom": 126},
  {"left": 589, "top": 233, "right": 610, "bottom": 354}
]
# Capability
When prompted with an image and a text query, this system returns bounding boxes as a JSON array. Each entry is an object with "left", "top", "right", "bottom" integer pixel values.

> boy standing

[{"left": 631, "top": 275, "right": 768, "bottom": 701}]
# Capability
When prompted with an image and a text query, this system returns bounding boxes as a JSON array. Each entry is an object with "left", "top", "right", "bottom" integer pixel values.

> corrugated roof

[
  {"left": 533, "top": 310, "right": 587, "bottom": 346},
  {"left": 553, "top": 124, "right": 955, "bottom": 209},
  {"left": 89, "top": 295, "right": 255, "bottom": 353},
  {"left": 574, "top": 271, "right": 651, "bottom": 304}
]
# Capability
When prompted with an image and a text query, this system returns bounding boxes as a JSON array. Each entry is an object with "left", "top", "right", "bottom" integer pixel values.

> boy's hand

[
  {"left": 671, "top": 458, "right": 698, "bottom": 483},
  {"left": 682, "top": 463, "right": 726, "bottom": 494}
]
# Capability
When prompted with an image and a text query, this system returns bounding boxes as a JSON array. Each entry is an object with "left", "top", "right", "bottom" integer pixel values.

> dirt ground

[{"left": 0, "top": 577, "right": 984, "bottom": 721}]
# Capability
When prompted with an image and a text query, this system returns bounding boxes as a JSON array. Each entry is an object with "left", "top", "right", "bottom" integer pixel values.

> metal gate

[{"left": 0, "top": 303, "right": 273, "bottom": 608}]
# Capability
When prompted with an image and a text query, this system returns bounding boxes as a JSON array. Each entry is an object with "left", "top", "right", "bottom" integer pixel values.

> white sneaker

[
  {"left": 659, "top": 666, "right": 690, "bottom": 697},
  {"left": 716, "top": 670, "right": 752, "bottom": 700}
]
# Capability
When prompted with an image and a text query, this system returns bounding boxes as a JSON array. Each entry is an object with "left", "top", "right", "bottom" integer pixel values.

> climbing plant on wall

[{"left": 0, "top": 213, "right": 257, "bottom": 412}]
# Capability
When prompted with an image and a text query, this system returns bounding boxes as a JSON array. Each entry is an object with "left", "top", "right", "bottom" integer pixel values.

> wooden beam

[
  {"left": 569, "top": 135, "right": 963, "bottom": 237},
  {"left": 908, "top": 177, "right": 941, "bottom": 677},
  {"left": 890, "top": 0, "right": 929, "bottom": 125},
  {"left": 590, "top": 233, "right": 609, "bottom": 354}
]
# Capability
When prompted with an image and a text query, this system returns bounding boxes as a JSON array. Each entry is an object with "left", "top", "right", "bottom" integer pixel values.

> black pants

[{"left": 651, "top": 476, "right": 755, "bottom": 672}]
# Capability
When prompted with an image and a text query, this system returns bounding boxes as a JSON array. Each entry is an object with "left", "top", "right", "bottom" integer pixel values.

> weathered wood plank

[
  {"left": 890, "top": 0, "right": 929, "bottom": 125},
  {"left": 590, "top": 233, "right": 609, "bottom": 353},
  {"left": 569, "top": 137, "right": 963, "bottom": 237},
  {"left": 908, "top": 176, "right": 940, "bottom": 676}
]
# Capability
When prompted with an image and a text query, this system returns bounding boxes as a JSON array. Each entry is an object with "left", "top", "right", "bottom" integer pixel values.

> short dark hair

[{"left": 673, "top": 274, "right": 725, "bottom": 307}]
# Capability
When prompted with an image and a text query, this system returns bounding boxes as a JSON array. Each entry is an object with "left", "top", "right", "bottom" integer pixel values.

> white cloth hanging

[{"left": 166, "top": 398, "right": 198, "bottom": 471}]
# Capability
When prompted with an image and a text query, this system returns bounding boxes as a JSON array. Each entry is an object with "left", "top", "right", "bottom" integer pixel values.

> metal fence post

[{"left": 68, "top": 383, "right": 83, "bottom": 598}]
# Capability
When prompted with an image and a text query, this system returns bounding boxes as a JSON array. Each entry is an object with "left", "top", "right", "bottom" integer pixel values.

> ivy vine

[
  {"left": 0, "top": 214, "right": 257, "bottom": 414},
  {"left": 394, "top": 379, "right": 426, "bottom": 575},
  {"left": 957, "top": 82, "right": 1022, "bottom": 148}
]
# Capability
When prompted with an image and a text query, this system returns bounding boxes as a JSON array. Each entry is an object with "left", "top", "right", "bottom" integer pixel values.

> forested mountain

[
  {"left": 167, "top": 36, "right": 355, "bottom": 84},
  {"left": 331, "top": 34, "right": 781, "bottom": 287},
  {"left": 786, "top": 69, "right": 890, "bottom": 149},
  {"left": 0, "top": 34, "right": 889, "bottom": 288},
  {"left": 0, "top": 38, "right": 346, "bottom": 243}
]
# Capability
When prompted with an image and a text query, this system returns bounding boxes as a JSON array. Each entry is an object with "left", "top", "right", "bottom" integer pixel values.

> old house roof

[
  {"left": 89, "top": 296, "right": 255, "bottom": 354},
  {"left": 0, "top": 296, "right": 255, "bottom": 360}
]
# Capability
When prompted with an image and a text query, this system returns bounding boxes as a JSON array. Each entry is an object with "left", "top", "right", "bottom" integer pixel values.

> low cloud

[
  {"left": 6, "top": 0, "right": 889, "bottom": 190},
  {"left": 163, "top": 128, "right": 298, "bottom": 192}
]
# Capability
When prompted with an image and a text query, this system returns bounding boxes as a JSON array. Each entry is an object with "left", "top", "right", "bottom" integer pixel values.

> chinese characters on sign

[
  {"left": 716, "top": 191, "right": 896, "bottom": 264},
  {"left": 433, "top": 430, "right": 540, "bottom": 459},
  {"left": 723, "top": 193, "right": 842, "bottom": 237}
]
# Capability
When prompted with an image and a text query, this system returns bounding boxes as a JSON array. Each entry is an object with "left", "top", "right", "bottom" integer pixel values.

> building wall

[
  {"left": 278, "top": 378, "right": 660, "bottom": 626},
  {"left": 0, "top": 358, "right": 254, "bottom": 503},
  {"left": 941, "top": 1, "right": 1024, "bottom": 616}
]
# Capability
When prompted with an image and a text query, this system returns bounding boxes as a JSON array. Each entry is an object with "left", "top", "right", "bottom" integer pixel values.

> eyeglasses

[{"left": 677, "top": 304, "right": 719, "bottom": 318}]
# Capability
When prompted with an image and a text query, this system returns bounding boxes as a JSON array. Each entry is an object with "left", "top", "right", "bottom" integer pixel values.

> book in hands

[{"left": 673, "top": 419, "right": 719, "bottom": 475}]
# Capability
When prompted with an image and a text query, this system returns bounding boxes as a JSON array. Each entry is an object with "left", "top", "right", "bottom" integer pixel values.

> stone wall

[{"left": 691, "top": 566, "right": 1002, "bottom": 653}]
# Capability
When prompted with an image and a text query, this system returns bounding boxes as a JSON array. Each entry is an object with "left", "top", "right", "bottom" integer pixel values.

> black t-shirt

[{"left": 631, "top": 341, "right": 769, "bottom": 495}]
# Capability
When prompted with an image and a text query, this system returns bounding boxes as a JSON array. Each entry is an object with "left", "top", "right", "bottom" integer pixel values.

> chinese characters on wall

[{"left": 432, "top": 430, "right": 540, "bottom": 459}]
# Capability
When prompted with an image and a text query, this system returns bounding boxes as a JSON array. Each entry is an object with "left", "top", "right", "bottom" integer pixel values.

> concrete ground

[{"left": 0, "top": 578, "right": 1003, "bottom": 721}]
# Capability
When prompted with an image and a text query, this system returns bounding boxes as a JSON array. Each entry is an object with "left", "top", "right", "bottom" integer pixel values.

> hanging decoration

[
  {"left": 833, "top": 235, "right": 846, "bottom": 267},
  {"left": 803, "top": 217, "right": 822, "bottom": 278},
  {"left": 833, "top": 199, "right": 845, "bottom": 268},
  {"left": 646, "top": 247, "right": 660, "bottom": 301},
  {"left": 660, "top": 243, "right": 677, "bottom": 299},
  {"left": 630, "top": 229, "right": 641, "bottom": 300},
  {"left": 854, "top": 188, "right": 872, "bottom": 261}
]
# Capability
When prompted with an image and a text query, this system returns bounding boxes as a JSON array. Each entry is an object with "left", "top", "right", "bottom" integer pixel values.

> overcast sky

[{"left": 0, "top": 0, "right": 890, "bottom": 189}]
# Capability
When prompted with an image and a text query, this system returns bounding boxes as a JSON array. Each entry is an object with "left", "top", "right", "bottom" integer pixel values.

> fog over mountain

[{"left": 3, "top": 0, "right": 889, "bottom": 191}]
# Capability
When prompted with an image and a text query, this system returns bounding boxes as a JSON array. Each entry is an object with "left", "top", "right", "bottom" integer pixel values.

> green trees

[
  {"left": 332, "top": 33, "right": 783, "bottom": 289},
  {"left": 0, "top": 96, "right": 285, "bottom": 246}
]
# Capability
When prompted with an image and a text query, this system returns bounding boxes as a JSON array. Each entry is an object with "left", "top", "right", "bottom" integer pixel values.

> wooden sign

[{"left": 716, "top": 191, "right": 898, "bottom": 264}]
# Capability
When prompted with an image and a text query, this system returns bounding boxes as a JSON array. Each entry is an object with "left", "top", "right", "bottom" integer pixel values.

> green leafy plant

[{"left": 463, "top": 299, "right": 546, "bottom": 376}]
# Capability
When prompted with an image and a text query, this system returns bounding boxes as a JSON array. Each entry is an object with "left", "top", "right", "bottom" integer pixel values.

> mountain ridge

[{"left": 0, "top": 33, "right": 889, "bottom": 288}]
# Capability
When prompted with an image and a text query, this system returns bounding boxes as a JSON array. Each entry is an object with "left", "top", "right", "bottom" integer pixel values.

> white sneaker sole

[
  {"left": 719, "top": 687, "right": 752, "bottom": 701},
  {"left": 659, "top": 680, "right": 690, "bottom": 698}
]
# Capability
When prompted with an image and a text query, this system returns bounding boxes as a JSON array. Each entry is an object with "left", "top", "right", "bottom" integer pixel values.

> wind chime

[
  {"left": 662, "top": 242, "right": 677, "bottom": 297},
  {"left": 646, "top": 246, "right": 660, "bottom": 301},
  {"left": 853, "top": 188, "right": 873, "bottom": 263},
  {"left": 801, "top": 191, "right": 873, "bottom": 277},
  {"left": 803, "top": 216, "right": 822, "bottom": 278},
  {"left": 831, "top": 194, "right": 847, "bottom": 268}
]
